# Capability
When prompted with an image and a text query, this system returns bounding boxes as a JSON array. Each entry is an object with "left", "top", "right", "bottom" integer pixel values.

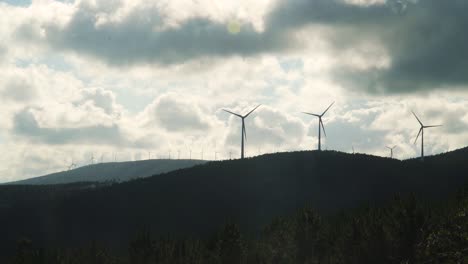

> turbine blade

[
  {"left": 244, "top": 104, "right": 261, "bottom": 118},
  {"left": 412, "top": 111, "right": 423, "bottom": 126},
  {"left": 243, "top": 126, "right": 247, "bottom": 141},
  {"left": 320, "top": 119, "right": 326, "bottom": 137},
  {"left": 414, "top": 127, "right": 422, "bottom": 144},
  {"left": 302, "top": 112, "right": 321, "bottom": 117},
  {"left": 386, "top": 146, "right": 391, "bottom": 149},
  {"left": 392, "top": 145, "right": 397, "bottom": 149},
  {"left": 424, "top": 125, "right": 442, "bottom": 128},
  {"left": 321, "top": 102, "right": 335, "bottom": 116},
  {"left": 223, "top": 109, "right": 242, "bottom": 118}
]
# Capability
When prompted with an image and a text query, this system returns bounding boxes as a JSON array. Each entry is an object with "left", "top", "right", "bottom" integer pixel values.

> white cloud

[{"left": 140, "top": 93, "right": 219, "bottom": 133}]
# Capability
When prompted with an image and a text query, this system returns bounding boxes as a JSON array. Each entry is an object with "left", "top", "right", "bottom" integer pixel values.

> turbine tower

[
  {"left": 412, "top": 111, "right": 442, "bottom": 161},
  {"left": 303, "top": 102, "right": 334, "bottom": 151},
  {"left": 386, "top": 145, "right": 396, "bottom": 158},
  {"left": 223, "top": 105, "right": 261, "bottom": 159}
]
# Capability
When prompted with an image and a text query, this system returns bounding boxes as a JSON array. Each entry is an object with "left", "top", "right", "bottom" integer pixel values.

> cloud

[
  {"left": 0, "top": 44, "right": 6, "bottom": 62},
  {"left": 15, "top": 0, "right": 468, "bottom": 94},
  {"left": 19, "top": 0, "right": 286, "bottom": 66},
  {"left": 272, "top": 0, "right": 468, "bottom": 94},
  {"left": 75, "top": 87, "right": 121, "bottom": 116},
  {"left": 141, "top": 93, "right": 217, "bottom": 133},
  {"left": 1, "top": 77, "right": 38, "bottom": 102},
  {"left": 12, "top": 107, "right": 127, "bottom": 145}
]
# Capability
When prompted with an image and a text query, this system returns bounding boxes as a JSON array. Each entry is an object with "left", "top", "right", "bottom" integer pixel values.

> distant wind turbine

[
  {"left": 68, "top": 159, "right": 77, "bottom": 171},
  {"left": 223, "top": 105, "right": 261, "bottom": 159},
  {"left": 386, "top": 145, "right": 397, "bottom": 158},
  {"left": 412, "top": 111, "right": 442, "bottom": 161},
  {"left": 90, "top": 154, "right": 95, "bottom": 165},
  {"left": 303, "top": 102, "right": 334, "bottom": 151}
]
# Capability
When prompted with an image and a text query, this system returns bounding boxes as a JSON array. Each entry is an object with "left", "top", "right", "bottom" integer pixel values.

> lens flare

[{"left": 227, "top": 20, "right": 241, "bottom": 35}]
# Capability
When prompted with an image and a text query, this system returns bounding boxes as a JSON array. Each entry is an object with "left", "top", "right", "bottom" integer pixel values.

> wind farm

[{"left": 1, "top": 1, "right": 467, "bottom": 262}]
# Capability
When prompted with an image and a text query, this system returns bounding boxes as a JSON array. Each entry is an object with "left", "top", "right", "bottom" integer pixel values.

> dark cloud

[
  {"left": 333, "top": 0, "right": 468, "bottom": 94},
  {"left": 18, "top": 0, "right": 468, "bottom": 93},
  {"left": 13, "top": 108, "right": 129, "bottom": 146},
  {"left": 37, "top": 5, "right": 287, "bottom": 65}
]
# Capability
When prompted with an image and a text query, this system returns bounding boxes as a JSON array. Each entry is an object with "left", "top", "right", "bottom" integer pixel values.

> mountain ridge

[
  {"left": 5, "top": 159, "right": 207, "bottom": 185},
  {"left": 0, "top": 147, "right": 467, "bottom": 255}
]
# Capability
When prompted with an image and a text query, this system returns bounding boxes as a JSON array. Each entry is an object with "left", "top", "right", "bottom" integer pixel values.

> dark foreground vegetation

[{"left": 8, "top": 188, "right": 468, "bottom": 264}]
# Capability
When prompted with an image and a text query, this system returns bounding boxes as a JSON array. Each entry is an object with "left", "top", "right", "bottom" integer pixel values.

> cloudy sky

[{"left": 0, "top": 0, "right": 467, "bottom": 182}]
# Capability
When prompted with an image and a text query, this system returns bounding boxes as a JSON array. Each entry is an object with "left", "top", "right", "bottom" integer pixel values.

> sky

[{"left": 0, "top": 0, "right": 467, "bottom": 183}]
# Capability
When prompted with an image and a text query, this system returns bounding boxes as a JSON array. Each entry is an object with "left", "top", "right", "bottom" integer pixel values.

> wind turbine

[
  {"left": 67, "top": 159, "right": 77, "bottom": 171},
  {"left": 386, "top": 145, "right": 397, "bottom": 158},
  {"left": 303, "top": 102, "right": 334, "bottom": 151},
  {"left": 412, "top": 111, "right": 442, "bottom": 161},
  {"left": 223, "top": 105, "right": 261, "bottom": 159}
]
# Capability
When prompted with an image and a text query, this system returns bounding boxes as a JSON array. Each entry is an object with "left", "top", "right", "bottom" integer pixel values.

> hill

[
  {"left": 1, "top": 148, "right": 468, "bottom": 257},
  {"left": 5, "top": 159, "right": 206, "bottom": 185}
]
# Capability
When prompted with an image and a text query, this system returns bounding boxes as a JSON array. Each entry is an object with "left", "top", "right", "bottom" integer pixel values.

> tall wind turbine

[
  {"left": 223, "top": 105, "right": 261, "bottom": 159},
  {"left": 386, "top": 145, "right": 396, "bottom": 158},
  {"left": 303, "top": 102, "right": 334, "bottom": 151},
  {"left": 412, "top": 111, "right": 442, "bottom": 161}
]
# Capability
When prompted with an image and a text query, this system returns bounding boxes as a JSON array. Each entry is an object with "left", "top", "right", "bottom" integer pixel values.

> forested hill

[
  {"left": 1, "top": 148, "right": 468, "bottom": 256},
  {"left": 5, "top": 159, "right": 206, "bottom": 185}
]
